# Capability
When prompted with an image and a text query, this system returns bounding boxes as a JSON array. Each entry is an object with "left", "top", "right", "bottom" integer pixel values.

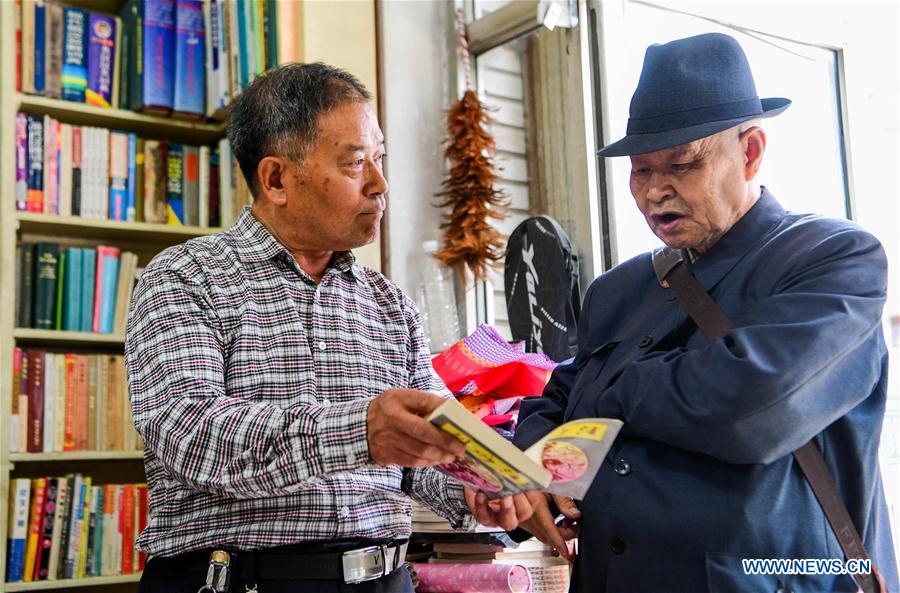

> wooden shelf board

[
  {"left": 16, "top": 94, "right": 226, "bottom": 144},
  {"left": 4, "top": 573, "right": 141, "bottom": 592},
  {"left": 13, "top": 329, "right": 125, "bottom": 346},
  {"left": 16, "top": 212, "right": 221, "bottom": 245},
  {"left": 9, "top": 451, "right": 143, "bottom": 462}
]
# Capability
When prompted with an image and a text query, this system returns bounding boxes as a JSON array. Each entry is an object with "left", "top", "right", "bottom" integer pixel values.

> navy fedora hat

[{"left": 598, "top": 32, "right": 790, "bottom": 157}]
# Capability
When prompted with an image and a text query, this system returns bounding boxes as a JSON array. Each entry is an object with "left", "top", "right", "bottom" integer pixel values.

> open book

[{"left": 428, "top": 398, "right": 622, "bottom": 499}]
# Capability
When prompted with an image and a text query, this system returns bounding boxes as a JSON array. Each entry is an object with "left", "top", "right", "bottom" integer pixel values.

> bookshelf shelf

[
  {"left": 4, "top": 572, "right": 141, "bottom": 592},
  {"left": 13, "top": 329, "right": 124, "bottom": 347},
  {"left": 9, "top": 451, "right": 143, "bottom": 463},
  {"left": 16, "top": 94, "right": 226, "bottom": 145},
  {"left": 17, "top": 212, "right": 221, "bottom": 245}
]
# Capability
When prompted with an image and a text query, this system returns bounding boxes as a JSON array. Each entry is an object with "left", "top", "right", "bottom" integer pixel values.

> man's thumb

[{"left": 553, "top": 495, "right": 581, "bottom": 518}]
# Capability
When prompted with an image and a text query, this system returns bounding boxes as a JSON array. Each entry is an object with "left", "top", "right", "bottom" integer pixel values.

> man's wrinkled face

[
  {"left": 629, "top": 128, "right": 749, "bottom": 254},
  {"left": 281, "top": 101, "right": 387, "bottom": 252}
]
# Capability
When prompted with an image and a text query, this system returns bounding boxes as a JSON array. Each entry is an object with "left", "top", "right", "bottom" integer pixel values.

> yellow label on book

[
  {"left": 441, "top": 423, "right": 534, "bottom": 488},
  {"left": 548, "top": 422, "right": 609, "bottom": 441}
]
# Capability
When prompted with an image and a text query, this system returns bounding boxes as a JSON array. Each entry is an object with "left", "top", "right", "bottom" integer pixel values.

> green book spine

[
  {"left": 34, "top": 242, "right": 61, "bottom": 330},
  {"left": 55, "top": 251, "right": 66, "bottom": 330},
  {"left": 18, "top": 243, "right": 35, "bottom": 328}
]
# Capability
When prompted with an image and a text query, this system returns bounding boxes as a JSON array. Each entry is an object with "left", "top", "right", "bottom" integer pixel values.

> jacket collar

[{"left": 228, "top": 207, "right": 363, "bottom": 282}]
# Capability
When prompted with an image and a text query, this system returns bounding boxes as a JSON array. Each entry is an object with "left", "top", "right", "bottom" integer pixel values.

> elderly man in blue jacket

[{"left": 513, "top": 33, "right": 898, "bottom": 592}]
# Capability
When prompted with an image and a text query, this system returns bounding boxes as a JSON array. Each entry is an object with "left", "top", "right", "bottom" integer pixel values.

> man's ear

[
  {"left": 741, "top": 126, "right": 766, "bottom": 181},
  {"left": 257, "top": 156, "right": 289, "bottom": 206}
]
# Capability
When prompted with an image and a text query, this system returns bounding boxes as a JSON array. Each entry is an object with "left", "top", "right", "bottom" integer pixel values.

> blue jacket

[{"left": 514, "top": 189, "right": 898, "bottom": 592}]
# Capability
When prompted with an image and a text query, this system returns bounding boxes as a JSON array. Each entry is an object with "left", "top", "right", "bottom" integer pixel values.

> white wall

[{"left": 378, "top": 0, "right": 452, "bottom": 296}]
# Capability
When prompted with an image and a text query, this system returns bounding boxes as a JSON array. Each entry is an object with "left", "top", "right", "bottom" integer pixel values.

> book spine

[
  {"left": 71, "top": 126, "right": 82, "bottom": 216},
  {"left": 18, "top": 242, "right": 36, "bottom": 328},
  {"left": 18, "top": 351, "right": 31, "bottom": 454},
  {"left": 45, "top": 0, "right": 63, "bottom": 98},
  {"left": 41, "top": 115, "right": 58, "bottom": 215},
  {"left": 16, "top": 113, "right": 28, "bottom": 211},
  {"left": 53, "top": 354, "right": 66, "bottom": 452},
  {"left": 33, "top": 242, "right": 60, "bottom": 330},
  {"left": 98, "top": 250, "right": 121, "bottom": 334},
  {"left": 22, "top": 0, "right": 35, "bottom": 94},
  {"left": 135, "top": 138, "right": 145, "bottom": 222},
  {"left": 143, "top": 140, "right": 168, "bottom": 223},
  {"left": 84, "top": 487, "right": 101, "bottom": 576},
  {"left": 120, "top": 484, "right": 135, "bottom": 574},
  {"left": 236, "top": 0, "right": 248, "bottom": 90},
  {"left": 117, "top": 6, "right": 130, "bottom": 109},
  {"left": 56, "top": 475, "right": 74, "bottom": 579},
  {"left": 183, "top": 144, "right": 199, "bottom": 226},
  {"left": 173, "top": 0, "right": 205, "bottom": 117},
  {"left": 98, "top": 128, "right": 110, "bottom": 219},
  {"left": 86, "top": 356, "right": 98, "bottom": 450},
  {"left": 136, "top": 484, "right": 148, "bottom": 570},
  {"left": 80, "top": 248, "right": 95, "bottom": 333},
  {"left": 16, "top": 0, "right": 22, "bottom": 92},
  {"left": 111, "top": 16, "right": 122, "bottom": 109},
  {"left": 108, "top": 132, "right": 129, "bottom": 221},
  {"left": 198, "top": 145, "right": 210, "bottom": 228},
  {"left": 61, "top": 6, "right": 88, "bottom": 101},
  {"left": 36, "top": 478, "right": 58, "bottom": 579},
  {"left": 209, "top": 148, "right": 220, "bottom": 227},
  {"left": 86, "top": 13, "right": 116, "bottom": 108},
  {"left": 58, "top": 123, "right": 72, "bottom": 216},
  {"left": 47, "top": 478, "right": 68, "bottom": 578},
  {"left": 41, "top": 353, "right": 54, "bottom": 452},
  {"left": 6, "top": 478, "right": 32, "bottom": 582},
  {"left": 54, "top": 252, "right": 64, "bottom": 330},
  {"left": 125, "top": 133, "right": 137, "bottom": 221},
  {"left": 26, "top": 115, "right": 44, "bottom": 213},
  {"left": 76, "top": 479, "right": 92, "bottom": 578},
  {"left": 142, "top": 0, "right": 176, "bottom": 113},
  {"left": 26, "top": 350, "right": 45, "bottom": 453},
  {"left": 11, "top": 348, "right": 23, "bottom": 453},
  {"left": 203, "top": 0, "right": 213, "bottom": 116},
  {"left": 33, "top": 0, "right": 45, "bottom": 93},
  {"left": 165, "top": 143, "right": 184, "bottom": 225},
  {"left": 64, "top": 476, "right": 84, "bottom": 579},
  {"left": 23, "top": 478, "right": 47, "bottom": 582},
  {"left": 215, "top": 0, "right": 230, "bottom": 110},
  {"left": 63, "top": 354, "right": 76, "bottom": 451}
]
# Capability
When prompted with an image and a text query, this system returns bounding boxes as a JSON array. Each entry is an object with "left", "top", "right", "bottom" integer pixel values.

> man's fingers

[
  {"left": 492, "top": 496, "right": 519, "bottom": 531},
  {"left": 392, "top": 389, "right": 447, "bottom": 415},
  {"left": 552, "top": 494, "right": 581, "bottom": 519},
  {"left": 402, "top": 416, "right": 466, "bottom": 456},
  {"left": 512, "top": 493, "right": 534, "bottom": 523}
]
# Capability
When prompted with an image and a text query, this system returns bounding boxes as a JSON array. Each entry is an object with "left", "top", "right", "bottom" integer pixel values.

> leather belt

[{"left": 341, "top": 540, "right": 409, "bottom": 584}]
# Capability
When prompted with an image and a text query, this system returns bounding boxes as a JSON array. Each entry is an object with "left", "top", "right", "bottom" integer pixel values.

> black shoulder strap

[{"left": 652, "top": 247, "right": 885, "bottom": 593}]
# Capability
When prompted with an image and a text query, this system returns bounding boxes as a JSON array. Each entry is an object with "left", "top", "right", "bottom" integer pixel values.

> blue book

[
  {"left": 141, "top": 0, "right": 176, "bottom": 113},
  {"left": 173, "top": 0, "right": 205, "bottom": 117},
  {"left": 90, "top": 487, "right": 104, "bottom": 577},
  {"left": 97, "top": 252, "right": 120, "bottom": 333},
  {"left": 6, "top": 478, "right": 31, "bottom": 582},
  {"left": 61, "top": 7, "right": 88, "bottom": 101},
  {"left": 63, "top": 247, "right": 83, "bottom": 331},
  {"left": 34, "top": 0, "right": 46, "bottom": 93},
  {"left": 80, "top": 248, "right": 96, "bottom": 333},
  {"left": 86, "top": 13, "right": 116, "bottom": 108},
  {"left": 126, "top": 133, "right": 137, "bottom": 221},
  {"left": 237, "top": 0, "right": 249, "bottom": 90}
]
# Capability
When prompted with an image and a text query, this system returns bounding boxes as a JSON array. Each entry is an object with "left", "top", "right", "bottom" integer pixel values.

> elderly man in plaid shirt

[{"left": 125, "top": 63, "right": 536, "bottom": 593}]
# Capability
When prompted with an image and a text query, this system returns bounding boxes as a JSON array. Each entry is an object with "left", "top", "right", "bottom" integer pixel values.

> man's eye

[
  {"left": 632, "top": 168, "right": 649, "bottom": 177},
  {"left": 671, "top": 163, "right": 691, "bottom": 172},
  {"left": 353, "top": 159, "right": 365, "bottom": 166}
]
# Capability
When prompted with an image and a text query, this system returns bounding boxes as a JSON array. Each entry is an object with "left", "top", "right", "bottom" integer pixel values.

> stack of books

[
  {"left": 10, "top": 350, "right": 142, "bottom": 455},
  {"left": 17, "top": 0, "right": 300, "bottom": 119},
  {"left": 16, "top": 242, "right": 140, "bottom": 335},
  {"left": 6, "top": 476, "right": 148, "bottom": 583}
]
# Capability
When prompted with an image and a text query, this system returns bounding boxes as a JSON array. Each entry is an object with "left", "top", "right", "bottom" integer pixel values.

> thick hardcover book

[
  {"left": 23, "top": 478, "right": 47, "bottom": 582},
  {"left": 63, "top": 247, "right": 82, "bottom": 331},
  {"left": 143, "top": 140, "right": 168, "bottom": 223},
  {"left": 26, "top": 350, "right": 45, "bottom": 453},
  {"left": 165, "top": 143, "right": 184, "bottom": 225},
  {"left": 6, "top": 478, "right": 32, "bottom": 582},
  {"left": 141, "top": 0, "right": 176, "bottom": 113},
  {"left": 86, "top": 13, "right": 116, "bottom": 107},
  {"left": 182, "top": 144, "right": 199, "bottom": 226},
  {"left": 33, "top": 242, "right": 60, "bottom": 330},
  {"left": 44, "top": 0, "right": 63, "bottom": 98},
  {"left": 26, "top": 115, "right": 44, "bottom": 213},
  {"left": 16, "top": 113, "right": 28, "bottom": 211},
  {"left": 108, "top": 131, "right": 129, "bottom": 220},
  {"left": 71, "top": 126, "right": 82, "bottom": 216},
  {"left": 61, "top": 6, "right": 88, "bottom": 101},
  {"left": 18, "top": 242, "right": 36, "bottom": 328},
  {"left": 80, "top": 248, "right": 96, "bottom": 333},
  {"left": 173, "top": 0, "right": 205, "bottom": 118},
  {"left": 54, "top": 252, "right": 65, "bottom": 330},
  {"left": 94, "top": 246, "right": 121, "bottom": 333},
  {"left": 36, "top": 478, "right": 58, "bottom": 579},
  {"left": 428, "top": 398, "right": 622, "bottom": 499},
  {"left": 125, "top": 133, "right": 137, "bottom": 221},
  {"left": 33, "top": 0, "right": 46, "bottom": 93}
]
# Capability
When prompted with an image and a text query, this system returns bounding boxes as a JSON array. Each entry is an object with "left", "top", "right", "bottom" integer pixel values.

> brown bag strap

[{"left": 652, "top": 247, "right": 885, "bottom": 593}]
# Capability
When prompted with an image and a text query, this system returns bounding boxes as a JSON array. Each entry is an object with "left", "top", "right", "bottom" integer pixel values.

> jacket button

[
  {"left": 614, "top": 459, "right": 631, "bottom": 476},
  {"left": 637, "top": 336, "right": 653, "bottom": 348},
  {"left": 610, "top": 536, "right": 626, "bottom": 554}
]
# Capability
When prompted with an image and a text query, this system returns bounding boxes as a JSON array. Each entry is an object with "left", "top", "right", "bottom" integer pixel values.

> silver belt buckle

[{"left": 342, "top": 545, "right": 386, "bottom": 584}]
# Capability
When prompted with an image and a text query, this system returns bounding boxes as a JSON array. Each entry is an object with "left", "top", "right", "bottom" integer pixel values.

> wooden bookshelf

[
  {"left": 4, "top": 573, "right": 141, "bottom": 592},
  {"left": 13, "top": 329, "right": 125, "bottom": 347},
  {"left": 17, "top": 212, "right": 221, "bottom": 246},
  {"left": 9, "top": 451, "right": 143, "bottom": 463}
]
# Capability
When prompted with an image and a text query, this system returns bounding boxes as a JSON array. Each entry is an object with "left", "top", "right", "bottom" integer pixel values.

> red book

[
  {"left": 119, "top": 484, "right": 135, "bottom": 574},
  {"left": 12, "top": 347, "right": 22, "bottom": 452},
  {"left": 15, "top": 0, "right": 21, "bottom": 92},
  {"left": 136, "top": 484, "right": 148, "bottom": 570},
  {"left": 63, "top": 354, "right": 77, "bottom": 451},
  {"left": 26, "top": 350, "right": 45, "bottom": 453},
  {"left": 74, "top": 354, "right": 89, "bottom": 450}
]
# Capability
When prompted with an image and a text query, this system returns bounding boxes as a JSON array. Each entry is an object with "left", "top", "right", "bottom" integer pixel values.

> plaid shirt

[{"left": 125, "top": 208, "right": 474, "bottom": 557}]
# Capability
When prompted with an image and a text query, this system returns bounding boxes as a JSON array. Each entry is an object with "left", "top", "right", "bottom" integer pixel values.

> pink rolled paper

[{"left": 413, "top": 563, "right": 531, "bottom": 593}]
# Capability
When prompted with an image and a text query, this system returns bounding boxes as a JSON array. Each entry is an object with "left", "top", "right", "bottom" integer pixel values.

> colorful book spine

[
  {"left": 86, "top": 13, "right": 116, "bottom": 107},
  {"left": 16, "top": 0, "right": 22, "bottom": 92},
  {"left": 33, "top": 242, "right": 60, "bottom": 330},
  {"left": 63, "top": 247, "right": 83, "bottom": 331},
  {"left": 108, "top": 132, "right": 129, "bottom": 221},
  {"left": 80, "top": 248, "right": 96, "bottom": 333},
  {"left": 183, "top": 144, "right": 199, "bottom": 226},
  {"left": 93, "top": 246, "right": 121, "bottom": 334},
  {"left": 42, "top": 353, "right": 55, "bottom": 452},
  {"left": 22, "top": 478, "right": 47, "bottom": 582},
  {"left": 11, "top": 348, "right": 23, "bottom": 453},
  {"left": 42, "top": 116, "right": 58, "bottom": 215},
  {"left": 118, "top": 0, "right": 140, "bottom": 110},
  {"left": 173, "top": 0, "right": 205, "bottom": 117},
  {"left": 58, "top": 123, "right": 73, "bottom": 216},
  {"left": 71, "top": 126, "right": 82, "bottom": 216},
  {"left": 56, "top": 475, "right": 75, "bottom": 579},
  {"left": 44, "top": 0, "right": 63, "bottom": 98},
  {"left": 35, "top": 477, "right": 58, "bottom": 579},
  {"left": 136, "top": 484, "right": 148, "bottom": 570},
  {"left": 33, "top": 0, "right": 46, "bottom": 93},
  {"left": 141, "top": 0, "right": 176, "bottom": 113},
  {"left": 76, "top": 479, "right": 92, "bottom": 578},
  {"left": 47, "top": 477, "right": 68, "bottom": 579},
  {"left": 26, "top": 115, "right": 44, "bottom": 213},
  {"left": 26, "top": 350, "right": 45, "bottom": 453},
  {"left": 16, "top": 113, "right": 28, "bottom": 211},
  {"left": 6, "top": 478, "right": 32, "bottom": 582},
  {"left": 18, "top": 243, "right": 35, "bottom": 328},
  {"left": 126, "top": 133, "right": 137, "bottom": 221},
  {"left": 63, "top": 475, "right": 84, "bottom": 579},
  {"left": 166, "top": 143, "right": 184, "bottom": 225},
  {"left": 61, "top": 6, "right": 88, "bottom": 101},
  {"left": 143, "top": 140, "right": 168, "bottom": 223}
]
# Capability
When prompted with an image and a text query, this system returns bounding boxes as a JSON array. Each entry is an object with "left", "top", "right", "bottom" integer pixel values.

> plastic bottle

[{"left": 419, "top": 241, "right": 460, "bottom": 352}]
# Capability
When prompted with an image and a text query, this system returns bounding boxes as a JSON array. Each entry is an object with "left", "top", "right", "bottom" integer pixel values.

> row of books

[
  {"left": 17, "top": 0, "right": 301, "bottom": 119},
  {"left": 16, "top": 242, "right": 139, "bottom": 334},
  {"left": 10, "top": 350, "right": 142, "bottom": 455},
  {"left": 6, "top": 477, "right": 147, "bottom": 583},
  {"left": 15, "top": 113, "right": 241, "bottom": 227}
]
